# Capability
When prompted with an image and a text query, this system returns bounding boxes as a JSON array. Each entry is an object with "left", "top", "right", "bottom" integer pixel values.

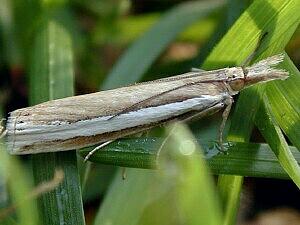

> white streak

[{"left": 7, "top": 95, "right": 226, "bottom": 151}]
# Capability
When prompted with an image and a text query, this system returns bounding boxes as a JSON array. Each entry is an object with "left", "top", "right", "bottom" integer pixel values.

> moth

[{"left": 4, "top": 54, "right": 288, "bottom": 158}]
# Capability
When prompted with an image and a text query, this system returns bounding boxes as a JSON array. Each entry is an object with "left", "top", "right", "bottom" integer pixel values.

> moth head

[
  {"left": 227, "top": 54, "right": 288, "bottom": 92},
  {"left": 227, "top": 67, "right": 245, "bottom": 92},
  {"left": 243, "top": 54, "right": 288, "bottom": 88}
]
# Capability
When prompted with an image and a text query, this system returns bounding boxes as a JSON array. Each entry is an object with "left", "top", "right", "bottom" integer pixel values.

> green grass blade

[
  {"left": 217, "top": 175, "right": 243, "bottom": 225},
  {"left": 266, "top": 56, "right": 300, "bottom": 150},
  {"left": 101, "top": 0, "right": 225, "bottom": 89},
  {"left": 10, "top": 0, "right": 41, "bottom": 65},
  {"left": 211, "top": 0, "right": 249, "bottom": 223},
  {"left": 93, "top": 169, "right": 159, "bottom": 225},
  {"left": 201, "top": 1, "right": 300, "bottom": 223},
  {"left": 163, "top": 124, "right": 223, "bottom": 225},
  {"left": 255, "top": 54, "right": 300, "bottom": 187},
  {"left": 202, "top": 1, "right": 300, "bottom": 223},
  {"left": 112, "top": 13, "right": 218, "bottom": 45},
  {"left": 79, "top": 138, "right": 300, "bottom": 179},
  {"left": 0, "top": 146, "right": 38, "bottom": 225},
  {"left": 29, "top": 20, "right": 85, "bottom": 225},
  {"left": 255, "top": 95, "right": 300, "bottom": 188},
  {"left": 1, "top": 106, "right": 37, "bottom": 224},
  {"left": 202, "top": 0, "right": 300, "bottom": 69},
  {"left": 0, "top": 0, "right": 22, "bottom": 66},
  {"left": 93, "top": 124, "right": 223, "bottom": 225}
]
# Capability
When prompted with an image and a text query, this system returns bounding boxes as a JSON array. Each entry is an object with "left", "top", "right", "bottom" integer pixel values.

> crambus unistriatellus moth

[{"left": 4, "top": 53, "right": 288, "bottom": 157}]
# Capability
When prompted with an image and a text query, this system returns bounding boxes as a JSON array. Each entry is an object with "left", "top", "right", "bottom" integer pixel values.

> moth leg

[
  {"left": 156, "top": 101, "right": 225, "bottom": 160},
  {"left": 84, "top": 140, "right": 115, "bottom": 162},
  {"left": 0, "top": 130, "right": 7, "bottom": 139},
  {"left": 190, "top": 68, "right": 206, "bottom": 72},
  {"left": 121, "top": 167, "right": 127, "bottom": 180},
  {"left": 0, "top": 119, "right": 7, "bottom": 139},
  {"left": 218, "top": 96, "right": 233, "bottom": 152},
  {"left": 134, "top": 130, "right": 149, "bottom": 138},
  {"left": 156, "top": 125, "right": 175, "bottom": 161}
]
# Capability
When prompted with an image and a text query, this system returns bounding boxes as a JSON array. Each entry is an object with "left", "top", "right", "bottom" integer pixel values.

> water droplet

[{"left": 179, "top": 140, "right": 196, "bottom": 155}]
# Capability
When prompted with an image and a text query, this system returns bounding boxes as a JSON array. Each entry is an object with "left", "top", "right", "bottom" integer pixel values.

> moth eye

[
  {"left": 232, "top": 75, "right": 236, "bottom": 78},
  {"left": 229, "top": 79, "right": 245, "bottom": 91}
]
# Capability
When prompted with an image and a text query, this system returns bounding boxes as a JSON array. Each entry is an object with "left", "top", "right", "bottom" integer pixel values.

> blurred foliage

[
  {"left": 92, "top": 123, "right": 223, "bottom": 225},
  {"left": 0, "top": 0, "right": 299, "bottom": 225},
  {"left": 29, "top": 19, "right": 85, "bottom": 225}
]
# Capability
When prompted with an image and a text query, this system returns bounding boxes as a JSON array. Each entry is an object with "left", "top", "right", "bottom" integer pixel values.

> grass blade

[
  {"left": 93, "top": 124, "right": 223, "bottom": 225},
  {"left": 256, "top": 95, "right": 300, "bottom": 188},
  {"left": 0, "top": 106, "right": 37, "bottom": 224},
  {"left": 93, "top": 169, "right": 159, "bottom": 225},
  {"left": 164, "top": 124, "right": 223, "bottom": 225},
  {"left": 254, "top": 54, "right": 300, "bottom": 187},
  {"left": 266, "top": 56, "right": 300, "bottom": 150},
  {"left": 79, "top": 138, "right": 300, "bottom": 179},
  {"left": 202, "top": 1, "right": 300, "bottom": 223},
  {"left": 211, "top": 1, "right": 250, "bottom": 224},
  {"left": 30, "top": 20, "right": 85, "bottom": 225},
  {"left": 201, "top": 1, "right": 300, "bottom": 223},
  {"left": 217, "top": 175, "right": 243, "bottom": 225},
  {"left": 0, "top": 147, "right": 38, "bottom": 225}
]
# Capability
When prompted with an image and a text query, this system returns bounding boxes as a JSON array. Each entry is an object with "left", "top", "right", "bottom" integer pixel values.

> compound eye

[
  {"left": 230, "top": 79, "right": 245, "bottom": 91},
  {"left": 232, "top": 75, "right": 236, "bottom": 78}
]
